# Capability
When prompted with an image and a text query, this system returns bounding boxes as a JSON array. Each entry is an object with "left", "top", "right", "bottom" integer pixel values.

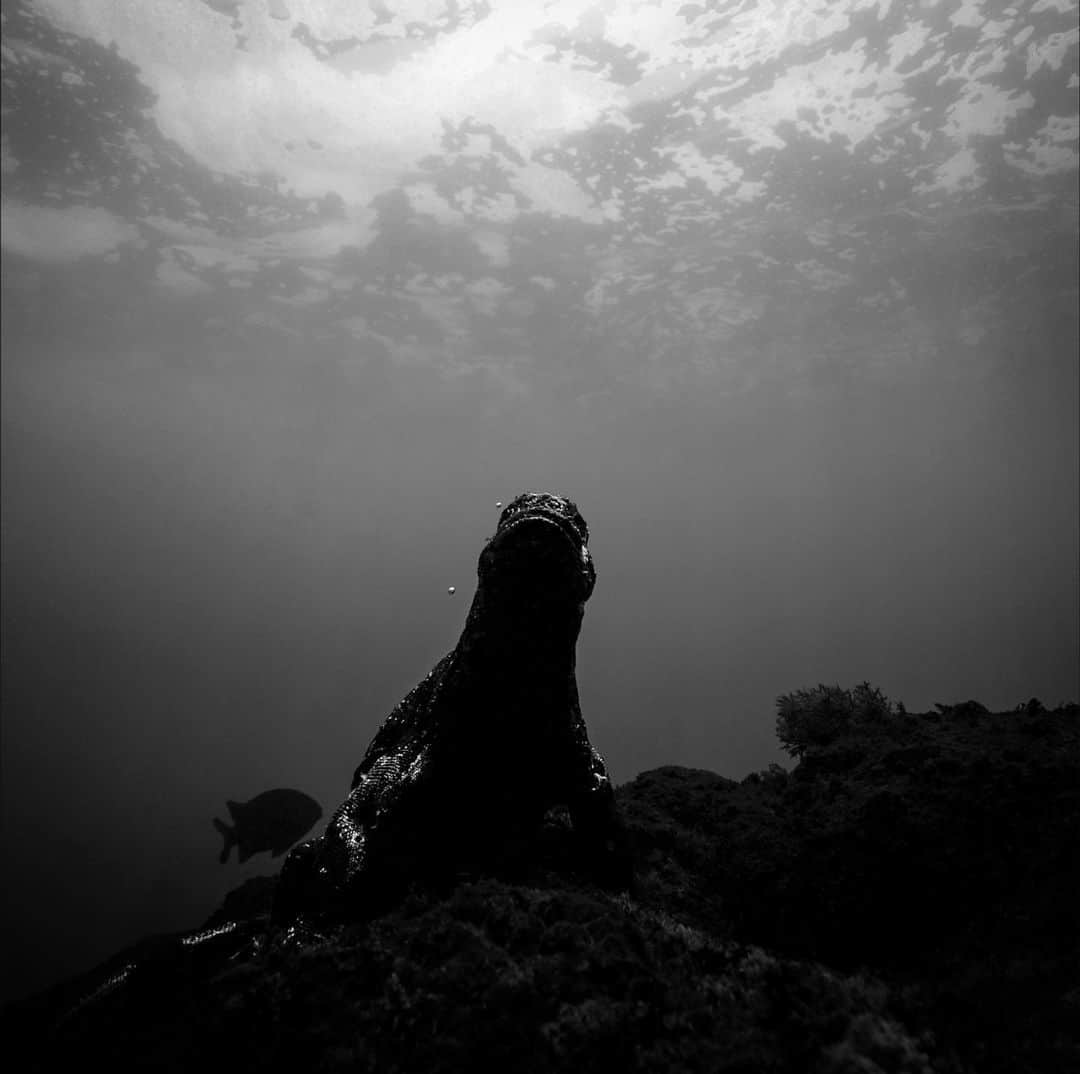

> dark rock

[
  {"left": 934, "top": 700, "right": 987, "bottom": 719},
  {"left": 619, "top": 706, "right": 1080, "bottom": 1074},
  {"left": 5, "top": 702, "right": 1078, "bottom": 1073},
  {"left": 951, "top": 700, "right": 989, "bottom": 719}
]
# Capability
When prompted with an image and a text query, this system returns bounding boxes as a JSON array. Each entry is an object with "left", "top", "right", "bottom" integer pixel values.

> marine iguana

[
  {"left": 273, "top": 490, "right": 631, "bottom": 924},
  {"left": 17, "top": 492, "right": 627, "bottom": 1032}
]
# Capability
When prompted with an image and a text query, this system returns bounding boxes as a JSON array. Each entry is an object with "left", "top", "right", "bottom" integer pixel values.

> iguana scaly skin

[
  {"left": 17, "top": 494, "right": 628, "bottom": 1034},
  {"left": 273, "top": 491, "right": 630, "bottom": 924}
]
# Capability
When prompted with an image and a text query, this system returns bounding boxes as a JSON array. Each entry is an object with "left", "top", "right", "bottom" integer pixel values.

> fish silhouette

[{"left": 213, "top": 789, "right": 322, "bottom": 864}]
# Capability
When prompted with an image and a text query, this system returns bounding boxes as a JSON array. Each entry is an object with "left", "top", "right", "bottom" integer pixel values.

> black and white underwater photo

[{"left": 1, "top": 0, "right": 1078, "bottom": 1070}]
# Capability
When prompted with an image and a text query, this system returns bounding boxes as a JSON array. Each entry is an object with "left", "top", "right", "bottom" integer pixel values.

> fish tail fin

[{"left": 213, "top": 817, "right": 235, "bottom": 864}]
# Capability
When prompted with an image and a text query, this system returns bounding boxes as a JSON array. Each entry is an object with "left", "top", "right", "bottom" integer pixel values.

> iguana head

[{"left": 478, "top": 491, "right": 596, "bottom": 611}]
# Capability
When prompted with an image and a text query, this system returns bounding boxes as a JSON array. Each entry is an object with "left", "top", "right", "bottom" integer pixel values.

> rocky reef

[{"left": 4, "top": 693, "right": 1077, "bottom": 1074}]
